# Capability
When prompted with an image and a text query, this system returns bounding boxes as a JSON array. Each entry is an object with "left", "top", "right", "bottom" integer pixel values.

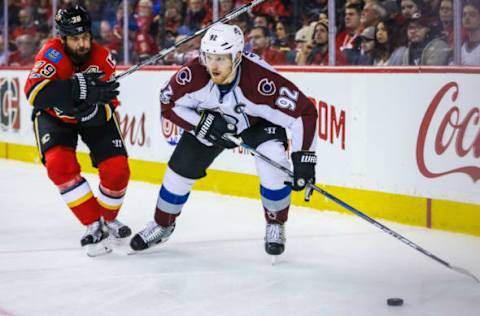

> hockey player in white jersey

[{"left": 130, "top": 22, "right": 318, "bottom": 256}]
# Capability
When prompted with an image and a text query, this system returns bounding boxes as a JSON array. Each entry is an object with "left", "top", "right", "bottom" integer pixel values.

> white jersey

[
  {"left": 159, "top": 53, "right": 317, "bottom": 152},
  {"left": 461, "top": 41, "right": 480, "bottom": 65}
]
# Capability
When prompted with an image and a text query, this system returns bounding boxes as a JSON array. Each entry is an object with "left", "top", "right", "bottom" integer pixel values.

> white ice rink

[{"left": 0, "top": 159, "right": 479, "bottom": 316}]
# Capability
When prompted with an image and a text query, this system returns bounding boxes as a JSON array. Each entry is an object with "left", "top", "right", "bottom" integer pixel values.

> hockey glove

[
  {"left": 71, "top": 72, "right": 119, "bottom": 111},
  {"left": 288, "top": 151, "right": 317, "bottom": 191},
  {"left": 76, "top": 103, "right": 114, "bottom": 127},
  {"left": 194, "top": 110, "right": 237, "bottom": 148}
]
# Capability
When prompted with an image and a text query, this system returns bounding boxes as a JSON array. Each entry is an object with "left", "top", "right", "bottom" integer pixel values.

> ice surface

[{"left": 0, "top": 159, "right": 479, "bottom": 316}]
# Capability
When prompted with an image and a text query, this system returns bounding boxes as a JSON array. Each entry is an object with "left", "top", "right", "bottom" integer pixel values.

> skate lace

[
  {"left": 83, "top": 221, "right": 102, "bottom": 240},
  {"left": 105, "top": 220, "right": 123, "bottom": 232},
  {"left": 265, "top": 223, "right": 285, "bottom": 244},
  {"left": 141, "top": 221, "right": 171, "bottom": 243}
]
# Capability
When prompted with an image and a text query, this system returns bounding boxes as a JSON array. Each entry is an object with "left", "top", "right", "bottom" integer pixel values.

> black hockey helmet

[{"left": 55, "top": 5, "right": 91, "bottom": 37}]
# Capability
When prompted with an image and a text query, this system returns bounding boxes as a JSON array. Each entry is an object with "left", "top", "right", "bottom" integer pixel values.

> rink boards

[{"left": 0, "top": 66, "right": 479, "bottom": 236}]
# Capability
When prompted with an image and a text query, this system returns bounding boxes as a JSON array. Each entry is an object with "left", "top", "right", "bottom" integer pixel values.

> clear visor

[{"left": 202, "top": 52, "right": 232, "bottom": 64}]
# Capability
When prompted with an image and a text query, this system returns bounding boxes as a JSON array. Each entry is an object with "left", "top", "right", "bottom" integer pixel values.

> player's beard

[{"left": 65, "top": 42, "right": 92, "bottom": 66}]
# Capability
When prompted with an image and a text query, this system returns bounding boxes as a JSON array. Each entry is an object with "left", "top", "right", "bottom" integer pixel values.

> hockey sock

[
  {"left": 260, "top": 184, "right": 291, "bottom": 224},
  {"left": 45, "top": 146, "right": 101, "bottom": 225},
  {"left": 97, "top": 156, "right": 130, "bottom": 221}
]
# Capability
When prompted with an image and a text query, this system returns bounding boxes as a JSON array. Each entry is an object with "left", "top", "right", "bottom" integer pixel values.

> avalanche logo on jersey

[
  {"left": 257, "top": 78, "right": 276, "bottom": 96},
  {"left": 44, "top": 48, "right": 63, "bottom": 63},
  {"left": 175, "top": 67, "right": 192, "bottom": 86}
]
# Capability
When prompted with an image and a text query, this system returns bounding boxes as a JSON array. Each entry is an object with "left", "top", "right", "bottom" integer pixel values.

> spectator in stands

[
  {"left": 400, "top": 0, "right": 425, "bottom": 19},
  {"left": 352, "top": 26, "right": 377, "bottom": 65},
  {"left": 11, "top": 8, "right": 37, "bottom": 41},
  {"left": 439, "top": 0, "right": 453, "bottom": 47},
  {"left": 253, "top": 14, "right": 270, "bottom": 28},
  {"left": 286, "top": 25, "right": 314, "bottom": 64},
  {"left": 34, "top": 0, "right": 53, "bottom": 25},
  {"left": 272, "top": 20, "right": 295, "bottom": 55},
  {"left": 133, "top": 0, "right": 159, "bottom": 63},
  {"left": 8, "top": 34, "right": 36, "bottom": 66},
  {"left": 461, "top": 0, "right": 480, "bottom": 65},
  {"left": 164, "top": 1, "right": 183, "bottom": 34},
  {"left": 184, "top": 0, "right": 212, "bottom": 33},
  {"left": 98, "top": 20, "right": 121, "bottom": 63},
  {"left": 382, "top": 0, "right": 400, "bottom": 20},
  {"left": 401, "top": 12, "right": 450, "bottom": 65},
  {"left": 248, "top": 26, "right": 286, "bottom": 65},
  {"left": 373, "top": 19, "right": 406, "bottom": 65},
  {"left": 425, "top": 0, "right": 441, "bottom": 17},
  {"left": 297, "top": 19, "right": 347, "bottom": 65},
  {"left": 361, "top": 2, "right": 386, "bottom": 28},
  {"left": 220, "top": 0, "right": 236, "bottom": 18},
  {"left": 337, "top": 3, "right": 363, "bottom": 52}
]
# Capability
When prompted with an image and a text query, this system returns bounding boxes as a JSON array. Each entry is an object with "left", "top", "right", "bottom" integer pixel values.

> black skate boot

[
  {"left": 81, "top": 219, "right": 111, "bottom": 257},
  {"left": 265, "top": 223, "right": 286, "bottom": 256},
  {"left": 130, "top": 221, "right": 176, "bottom": 251}
]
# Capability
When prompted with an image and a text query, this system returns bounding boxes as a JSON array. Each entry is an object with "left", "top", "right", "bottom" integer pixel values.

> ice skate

[
  {"left": 130, "top": 221, "right": 176, "bottom": 252},
  {"left": 81, "top": 219, "right": 111, "bottom": 257},
  {"left": 265, "top": 223, "right": 286, "bottom": 260},
  {"left": 104, "top": 219, "right": 132, "bottom": 239}
]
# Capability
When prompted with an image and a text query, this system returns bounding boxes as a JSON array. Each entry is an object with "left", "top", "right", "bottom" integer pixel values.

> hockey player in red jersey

[
  {"left": 24, "top": 5, "right": 131, "bottom": 256},
  {"left": 130, "top": 22, "right": 318, "bottom": 256}
]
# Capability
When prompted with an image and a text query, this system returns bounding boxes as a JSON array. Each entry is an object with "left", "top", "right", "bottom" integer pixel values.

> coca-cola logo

[
  {"left": 117, "top": 112, "right": 146, "bottom": 147},
  {"left": 416, "top": 82, "right": 479, "bottom": 182},
  {"left": 0, "top": 78, "right": 21, "bottom": 131},
  {"left": 162, "top": 117, "right": 183, "bottom": 146}
]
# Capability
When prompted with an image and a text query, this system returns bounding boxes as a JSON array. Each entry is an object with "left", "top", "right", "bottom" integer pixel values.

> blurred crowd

[{"left": 1, "top": 0, "right": 480, "bottom": 67}]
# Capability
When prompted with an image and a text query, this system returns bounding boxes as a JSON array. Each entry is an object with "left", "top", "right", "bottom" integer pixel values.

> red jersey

[{"left": 24, "top": 38, "right": 118, "bottom": 123}]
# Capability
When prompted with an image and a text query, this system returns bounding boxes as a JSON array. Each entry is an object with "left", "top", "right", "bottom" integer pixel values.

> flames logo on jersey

[
  {"left": 257, "top": 78, "right": 276, "bottom": 96},
  {"left": 175, "top": 67, "right": 192, "bottom": 86}
]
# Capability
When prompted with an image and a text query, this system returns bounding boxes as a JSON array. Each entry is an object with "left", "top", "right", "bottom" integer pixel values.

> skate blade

[
  {"left": 85, "top": 240, "right": 112, "bottom": 257},
  {"left": 127, "top": 242, "right": 168, "bottom": 256},
  {"left": 271, "top": 255, "right": 279, "bottom": 266},
  {"left": 107, "top": 235, "right": 130, "bottom": 255}
]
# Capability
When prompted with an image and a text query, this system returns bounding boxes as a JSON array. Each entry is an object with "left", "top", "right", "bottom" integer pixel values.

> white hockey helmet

[{"left": 200, "top": 22, "right": 244, "bottom": 70}]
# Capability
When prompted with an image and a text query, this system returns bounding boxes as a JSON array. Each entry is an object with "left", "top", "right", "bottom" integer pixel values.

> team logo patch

[
  {"left": 44, "top": 48, "right": 63, "bottom": 63},
  {"left": 41, "top": 133, "right": 51, "bottom": 145},
  {"left": 257, "top": 78, "right": 276, "bottom": 96},
  {"left": 175, "top": 67, "right": 192, "bottom": 86}
]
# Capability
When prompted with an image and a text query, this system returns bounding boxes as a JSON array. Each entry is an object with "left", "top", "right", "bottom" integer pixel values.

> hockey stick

[
  {"left": 224, "top": 134, "right": 480, "bottom": 283},
  {"left": 114, "top": 0, "right": 267, "bottom": 81}
]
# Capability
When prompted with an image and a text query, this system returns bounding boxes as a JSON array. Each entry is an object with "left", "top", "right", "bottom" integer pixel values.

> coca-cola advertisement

[{"left": 417, "top": 82, "right": 479, "bottom": 183}]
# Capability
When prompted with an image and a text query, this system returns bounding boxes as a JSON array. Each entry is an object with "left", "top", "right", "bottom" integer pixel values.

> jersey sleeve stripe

[{"left": 27, "top": 80, "right": 51, "bottom": 106}]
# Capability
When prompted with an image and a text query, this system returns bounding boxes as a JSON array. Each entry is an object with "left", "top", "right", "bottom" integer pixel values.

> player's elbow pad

[{"left": 30, "top": 80, "right": 75, "bottom": 110}]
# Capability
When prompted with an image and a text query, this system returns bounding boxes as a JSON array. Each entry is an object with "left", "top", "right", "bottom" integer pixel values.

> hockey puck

[{"left": 387, "top": 298, "right": 404, "bottom": 306}]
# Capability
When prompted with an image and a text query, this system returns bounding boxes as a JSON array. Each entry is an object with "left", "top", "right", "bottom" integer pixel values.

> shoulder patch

[
  {"left": 175, "top": 67, "right": 192, "bottom": 86},
  {"left": 44, "top": 48, "right": 63, "bottom": 63},
  {"left": 257, "top": 78, "right": 276, "bottom": 96}
]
